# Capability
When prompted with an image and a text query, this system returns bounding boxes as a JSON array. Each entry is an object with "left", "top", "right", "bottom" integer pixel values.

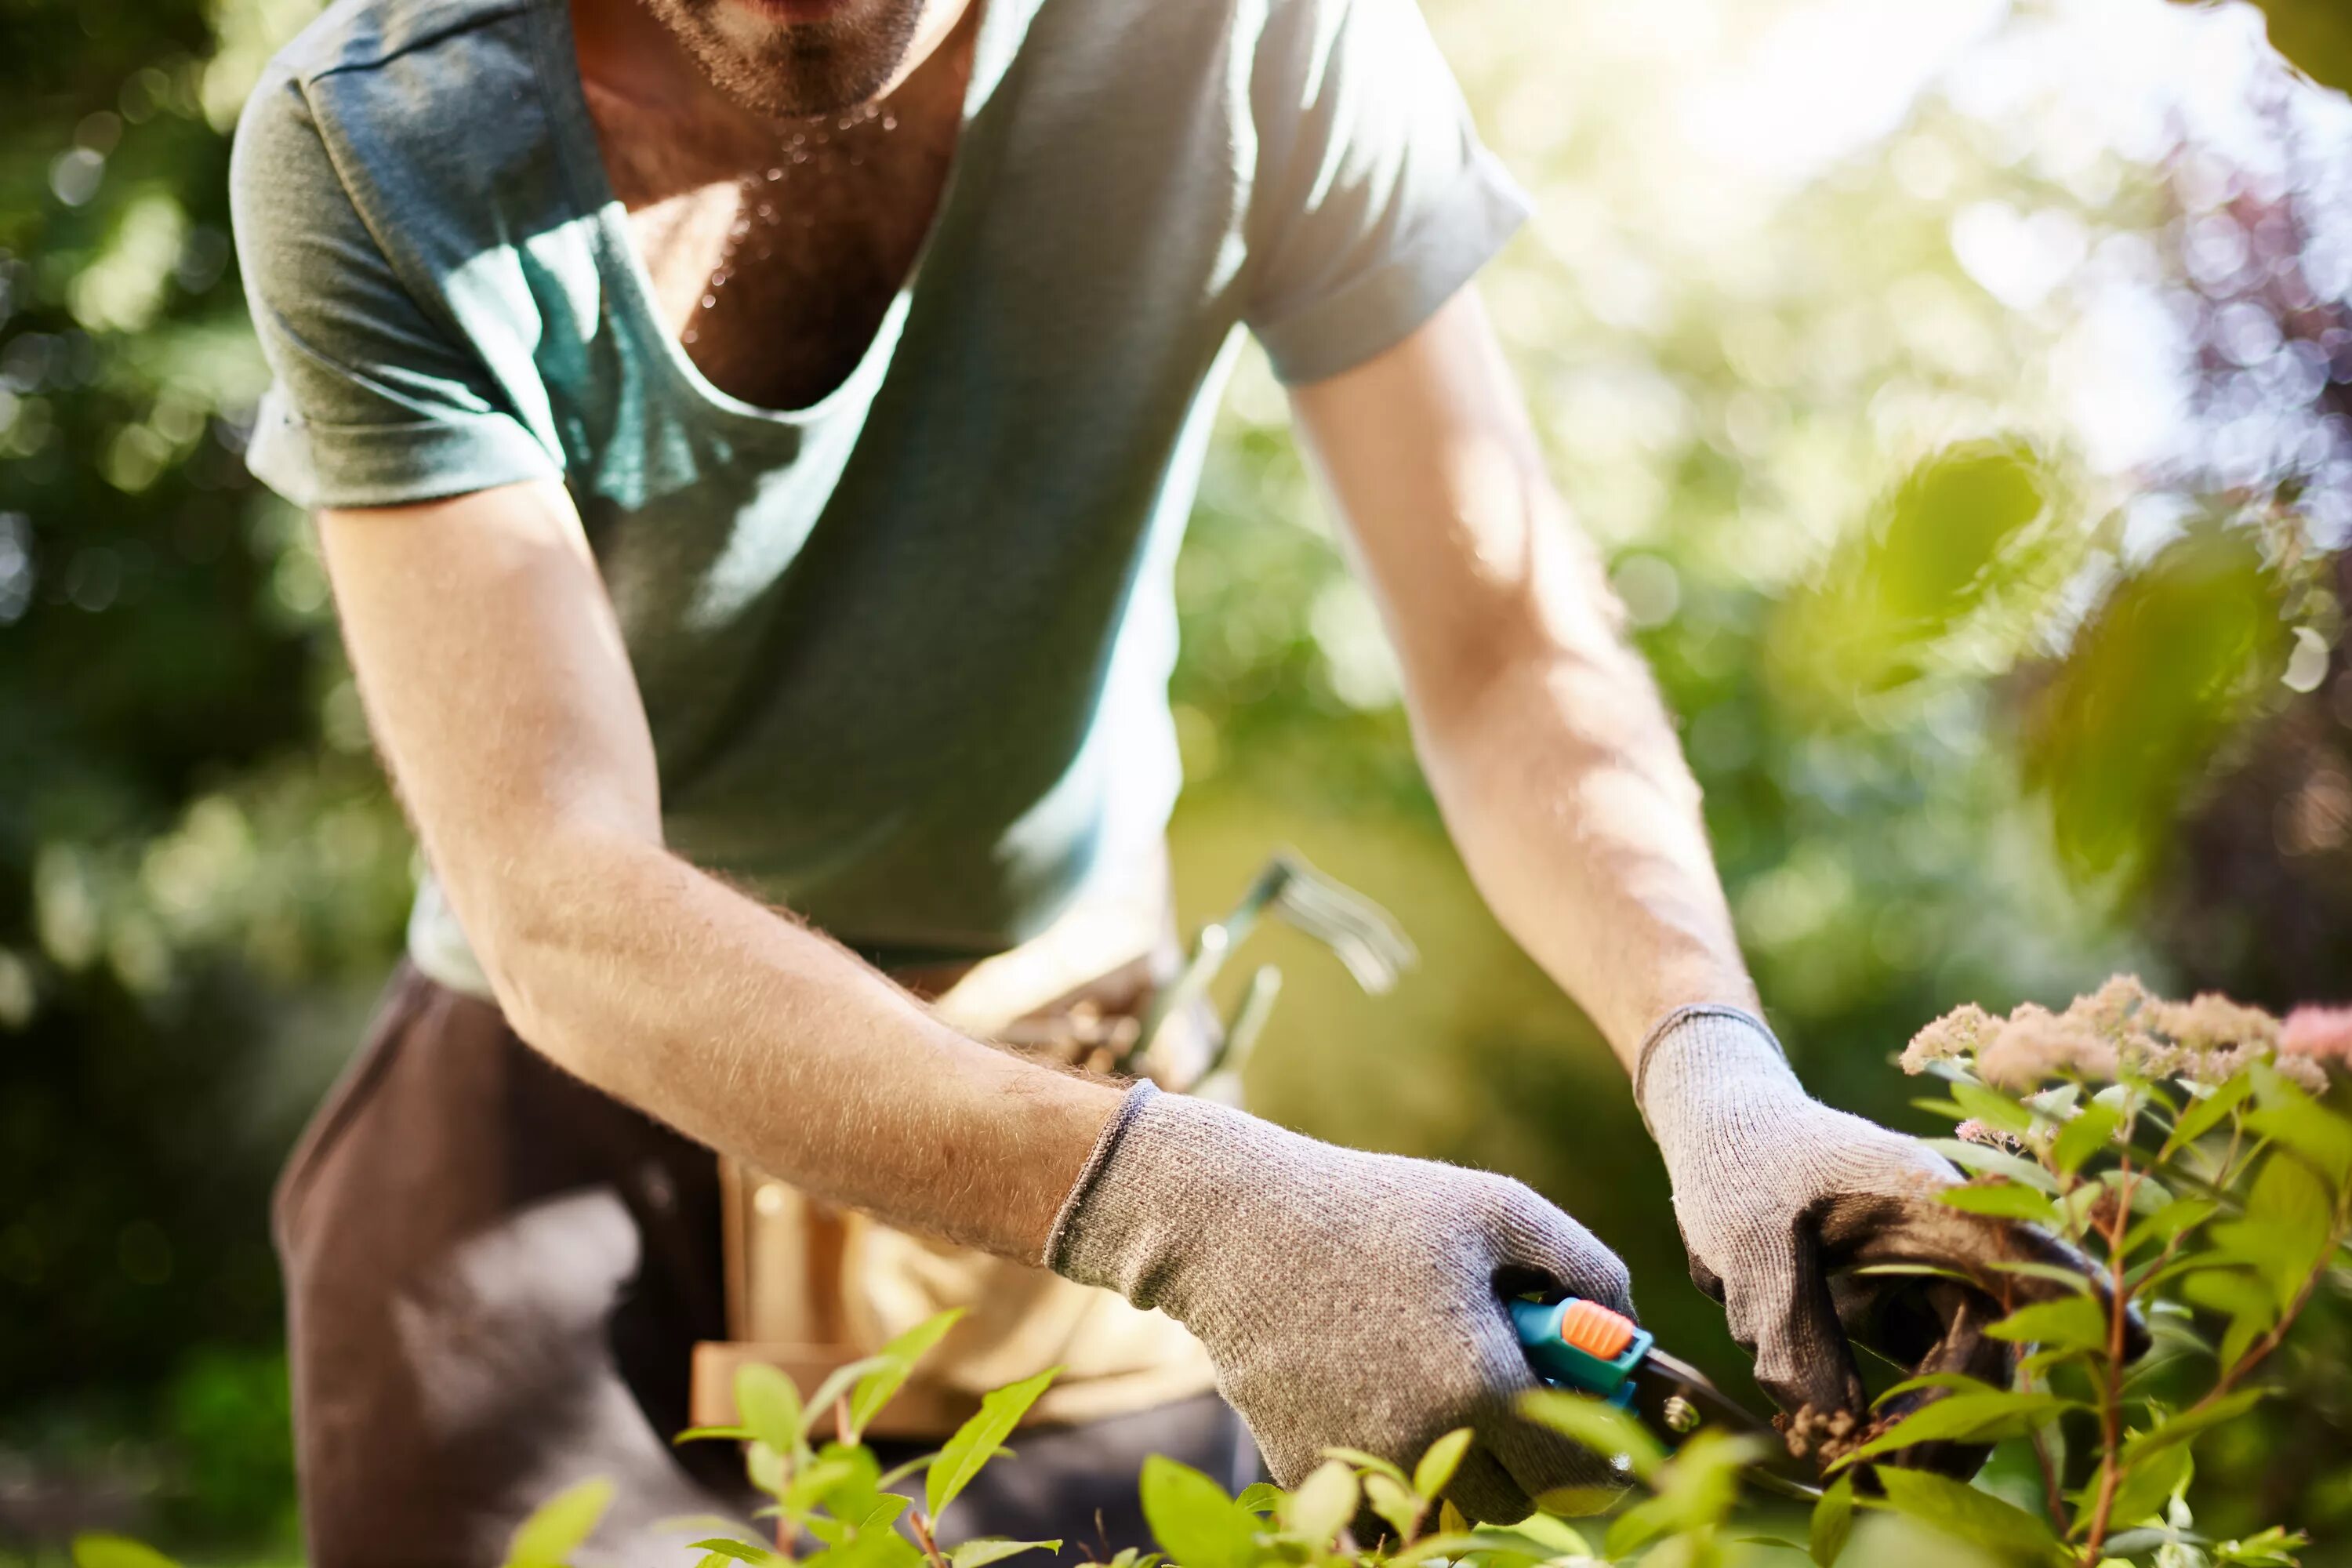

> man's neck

[{"left": 571, "top": 0, "right": 982, "bottom": 409}]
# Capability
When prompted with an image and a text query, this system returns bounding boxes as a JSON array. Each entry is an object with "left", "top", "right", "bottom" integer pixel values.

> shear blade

[{"left": 1630, "top": 1348, "right": 1823, "bottom": 1502}]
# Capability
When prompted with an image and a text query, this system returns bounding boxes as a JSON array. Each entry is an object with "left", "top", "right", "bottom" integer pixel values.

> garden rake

[{"left": 1117, "top": 849, "right": 1417, "bottom": 1089}]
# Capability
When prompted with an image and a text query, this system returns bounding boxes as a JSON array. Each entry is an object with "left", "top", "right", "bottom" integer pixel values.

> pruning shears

[{"left": 1512, "top": 1297, "right": 1824, "bottom": 1502}]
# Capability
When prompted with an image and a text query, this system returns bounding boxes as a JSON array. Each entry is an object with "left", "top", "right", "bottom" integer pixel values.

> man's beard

[{"left": 641, "top": 0, "right": 927, "bottom": 118}]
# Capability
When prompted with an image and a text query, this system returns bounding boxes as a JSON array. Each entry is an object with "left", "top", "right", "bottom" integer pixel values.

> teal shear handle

[{"left": 1510, "top": 1297, "right": 1655, "bottom": 1409}]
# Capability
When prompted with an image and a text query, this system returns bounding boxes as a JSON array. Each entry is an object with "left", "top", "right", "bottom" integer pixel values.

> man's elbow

[{"left": 441, "top": 826, "right": 660, "bottom": 1058}]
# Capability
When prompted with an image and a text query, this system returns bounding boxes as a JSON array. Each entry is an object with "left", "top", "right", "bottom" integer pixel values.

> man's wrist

[{"left": 1635, "top": 1004, "right": 1806, "bottom": 1156}]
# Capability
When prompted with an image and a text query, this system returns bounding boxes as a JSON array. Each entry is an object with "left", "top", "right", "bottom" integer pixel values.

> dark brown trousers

[{"left": 275, "top": 964, "right": 1252, "bottom": 1566}]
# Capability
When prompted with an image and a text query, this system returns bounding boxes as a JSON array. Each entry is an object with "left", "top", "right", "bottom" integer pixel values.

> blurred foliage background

[{"left": 4, "top": 0, "right": 2352, "bottom": 1560}]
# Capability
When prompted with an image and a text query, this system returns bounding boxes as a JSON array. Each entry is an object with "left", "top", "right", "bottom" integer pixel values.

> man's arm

[
  {"left": 1290, "top": 289, "right": 2106, "bottom": 1439},
  {"left": 316, "top": 481, "right": 1120, "bottom": 1261},
  {"left": 1288, "top": 288, "right": 1753, "bottom": 1064},
  {"left": 321, "top": 477, "right": 1640, "bottom": 1517}
]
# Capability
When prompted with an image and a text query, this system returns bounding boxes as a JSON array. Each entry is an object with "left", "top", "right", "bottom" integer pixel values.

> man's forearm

[
  {"left": 468, "top": 829, "right": 1123, "bottom": 1263},
  {"left": 1417, "top": 622, "right": 1757, "bottom": 1068},
  {"left": 1290, "top": 291, "right": 1753, "bottom": 1069}
]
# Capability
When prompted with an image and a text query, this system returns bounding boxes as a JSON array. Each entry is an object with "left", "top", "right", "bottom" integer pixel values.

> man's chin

[
  {"left": 694, "top": 1, "right": 916, "bottom": 118},
  {"left": 720, "top": 0, "right": 859, "bottom": 20}
]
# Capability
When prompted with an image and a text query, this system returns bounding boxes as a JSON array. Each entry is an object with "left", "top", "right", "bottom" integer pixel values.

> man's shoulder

[
  {"left": 265, "top": 0, "right": 537, "bottom": 88},
  {"left": 236, "top": 0, "right": 556, "bottom": 248}
]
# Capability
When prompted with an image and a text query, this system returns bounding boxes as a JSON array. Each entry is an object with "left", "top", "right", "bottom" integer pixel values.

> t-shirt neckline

[{"left": 526, "top": 0, "right": 1022, "bottom": 428}]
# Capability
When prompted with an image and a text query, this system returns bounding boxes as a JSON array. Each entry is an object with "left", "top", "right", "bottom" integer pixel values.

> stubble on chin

[{"left": 644, "top": 0, "right": 922, "bottom": 118}]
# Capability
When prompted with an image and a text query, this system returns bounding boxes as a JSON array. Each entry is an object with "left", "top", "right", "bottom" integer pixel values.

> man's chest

[
  {"left": 621, "top": 133, "right": 953, "bottom": 409},
  {"left": 584, "top": 54, "right": 967, "bottom": 413}
]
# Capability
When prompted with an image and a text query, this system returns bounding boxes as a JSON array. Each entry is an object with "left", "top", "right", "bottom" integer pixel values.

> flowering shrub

[{"left": 1878, "top": 977, "right": 2352, "bottom": 1565}]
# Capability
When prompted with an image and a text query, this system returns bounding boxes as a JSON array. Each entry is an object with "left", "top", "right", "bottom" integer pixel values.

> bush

[{"left": 67, "top": 982, "right": 2352, "bottom": 1568}]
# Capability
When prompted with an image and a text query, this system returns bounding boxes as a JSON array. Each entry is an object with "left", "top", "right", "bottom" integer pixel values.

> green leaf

[
  {"left": 1986, "top": 1296, "right": 2111, "bottom": 1353},
  {"left": 688, "top": 1541, "right": 789, "bottom": 1566},
  {"left": 800, "top": 1356, "right": 893, "bottom": 1441},
  {"left": 502, "top": 1476, "right": 615, "bottom": 1567},
  {"left": 1381, "top": 1532, "right": 1486, "bottom": 1568},
  {"left": 673, "top": 1425, "right": 755, "bottom": 1446},
  {"left": 927, "top": 1365, "right": 1059, "bottom": 1521},
  {"left": 2087, "top": 1444, "right": 2192, "bottom": 1534},
  {"left": 801, "top": 1441, "right": 887, "bottom": 1529},
  {"left": 2052, "top": 1103, "right": 2123, "bottom": 1175},
  {"left": 807, "top": 1494, "right": 913, "bottom": 1548},
  {"left": 1601, "top": 1430, "right": 1761, "bottom": 1559},
  {"left": 2209, "top": 1152, "right": 2334, "bottom": 1313},
  {"left": 1832, "top": 1391, "right": 2081, "bottom": 1468},
  {"left": 1281, "top": 1461, "right": 1359, "bottom": 1546},
  {"left": 746, "top": 1441, "right": 787, "bottom": 1497},
  {"left": 1873, "top": 1468, "right": 2070, "bottom": 1566},
  {"left": 1233, "top": 1483, "right": 1285, "bottom": 1515},
  {"left": 2118, "top": 1389, "right": 2267, "bottom": 1465},
  {"left": 1851, "top": 1262, "right": 1980, "bottom": 1286},
  {"left": 2121, "top": 1197, "right": 2219, "bottom": 1258},
  {"left": 1364, "top": 1472, "right": 1422, "bottom": 1542},
  {"left": 2179, "top": 1269, "right": 2278, "bottom": 1370},
  {"left": 1139, "top": 1455, "right": 1261, "bottom": 1568},
  {"left": 1871, "top": 1372, "right": 2001, "bottom": 1406},
  {"left": 1923, "top": 1139, "right": 2059, "bottom": 1192},
  {"left": 1984, "top": 1259, "right": 2098, "bottom": 1294},
  {"left": 1458, "top": 1518, "right": 1593, "bottom": 1562},
  {"left": 949, "top": 1541, "right": 1062, "bottom": 1568},
  {"left": 1518, "top": 1388, "right": 1667, "bottom": 1482},
  {"left": 735, "top": 1365, "right": 805, "bottom": 1457},
  {"left": 1809, "top": 1475, "right": 1854, "bottom": 1567},
  {"left": 1938, "top": 1182, "right": 2063, "bottom": 1225},
  {"left": 2211, "top": 1525, "right": 2308, "bottom": 1566},
  {"left": 779, "top": 1453, "right": 860, "bottom": 1519},
  {"left": 848, "top": 1310, "right": 967, "bottom": 1440},
  {"left": 1953, "top": 1080, "right": 2035, "bottom": 1136},
  {"left": 1319, "top": 1447, "right": 1409, "bottom": 1486},
  {"left": 2161, "top": 1075, "right": 2253, "bottom": 1156},
  {"left": 2025, "top": 1083, "right": 2082, "bottom": 1120},
  {"left": 71, "top": 1537, "right": 182, "bottom": 1568},
  {"left": 2244, "top": 1098, "right": 2352, "bottom": 1190},
  {"left": 810, "top": 1523, "right": 927, "bottom": 1568},
  {"left": 1413, "top": 1428, "right": 1474, "bottom": 1500}
]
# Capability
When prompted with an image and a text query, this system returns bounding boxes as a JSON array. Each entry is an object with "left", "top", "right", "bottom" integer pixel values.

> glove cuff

[
  {"left": 1043, "top": 1078, "right": 1163, "bottom": 1273},
  {"left": 1635, "top": 1004, "right": 1802, "bottom": 1149}
]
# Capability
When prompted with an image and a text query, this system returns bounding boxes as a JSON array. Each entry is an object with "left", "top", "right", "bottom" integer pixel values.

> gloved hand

[
  {"left": 1638, "top": 1005, "right": 2126, "bottom": 1473},
  {"left": 1047, "top": 1080, "right": 1632, "bottom": 1523}
]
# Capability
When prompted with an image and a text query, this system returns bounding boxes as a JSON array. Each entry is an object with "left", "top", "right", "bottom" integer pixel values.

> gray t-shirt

[{"left": 230, "top": 0, "right": 1526, "bottom": 987}]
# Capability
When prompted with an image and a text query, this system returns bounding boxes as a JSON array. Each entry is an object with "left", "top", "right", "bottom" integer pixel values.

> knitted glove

[
  {"left": 1639, "top": 1005, "right": 2121, "bottom": 1468},
  {"left": 1047, "top": 1082, "right": 1632, "bottom": 1523}
]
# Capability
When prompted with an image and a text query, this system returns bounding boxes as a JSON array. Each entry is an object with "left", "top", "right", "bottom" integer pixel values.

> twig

[
  {"left": 909, "top": 1508, "right": 951, "bottom": 1568},
  {"left": 2030, "top": 1423, "right": 2069, "bottom": 1538},
  {"left": 2082, "top": 1161, "right": 2141, "bottom": 1558}
]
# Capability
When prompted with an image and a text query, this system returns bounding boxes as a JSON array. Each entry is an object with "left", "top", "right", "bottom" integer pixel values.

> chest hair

[{"left": 586, "top": 33, "right": 970, "bottom": 412}]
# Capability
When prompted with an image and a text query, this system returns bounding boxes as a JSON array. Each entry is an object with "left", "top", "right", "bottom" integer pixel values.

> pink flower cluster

[
  {"left": 1904, "top": 975, "right": 2343, "bottom": 1093},
  {"left": 2282, "top": 1006, "right": 2352, "bottom": 1066}
]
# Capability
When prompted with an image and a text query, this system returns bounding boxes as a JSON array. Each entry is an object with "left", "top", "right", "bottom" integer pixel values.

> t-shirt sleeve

[
  {"left": 229, "top": 70, "right": 561, "bottom": 510},
  {"left": 1242, "top": 0, "right": 1531, "bottom": 386}
]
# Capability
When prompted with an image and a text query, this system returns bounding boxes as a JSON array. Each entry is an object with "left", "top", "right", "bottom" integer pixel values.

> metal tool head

[
  {"left": 1128, "top": 850, "right": 1417, "bottom": 1079},
  {"left": 1249, "top": 851, "right": 1417, "bottom": 994},
  {"left": 1628, "top": 1348, "right": 1820, "bottom": 1502}
]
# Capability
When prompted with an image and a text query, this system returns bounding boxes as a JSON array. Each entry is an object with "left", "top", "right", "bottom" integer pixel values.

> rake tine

[{"left": 1262, "top": 851, "right": 1417, "bottom": 993}]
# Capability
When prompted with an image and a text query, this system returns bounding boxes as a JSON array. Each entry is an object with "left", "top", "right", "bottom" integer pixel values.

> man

[{"left": 230, "top": 0, "right": 2095, "bottom": 1558}]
